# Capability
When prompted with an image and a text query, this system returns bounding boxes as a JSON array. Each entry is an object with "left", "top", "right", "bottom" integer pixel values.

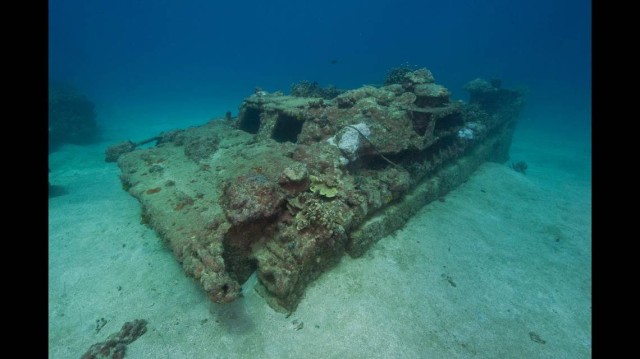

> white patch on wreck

[{"left": 327, "top": 123, "right": 371, "bottom": 162}]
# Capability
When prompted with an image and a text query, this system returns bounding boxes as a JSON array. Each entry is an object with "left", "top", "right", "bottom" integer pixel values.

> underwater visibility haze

[{"left": 49, "top": 0, "right": 591, "bottom": 358}]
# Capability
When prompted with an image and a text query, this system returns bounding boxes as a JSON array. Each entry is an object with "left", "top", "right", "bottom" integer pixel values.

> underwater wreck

[{"left": 108, "top": 68, "right": 523, "bottom": 312}]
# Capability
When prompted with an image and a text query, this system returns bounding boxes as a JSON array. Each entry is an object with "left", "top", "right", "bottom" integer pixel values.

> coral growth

[
  {"left": 291, "top": 80, "right": 343, "bottom": 99},
  {"left": 49, "top": 84, "right": 99, "bottom": 151},
  {"left": 309, "top": 175, "right": 339, "bottom": 198},
  {"left": 221, "top": 173, "right": 287, "bottom": 225},
  {"left": 81, "top": 319, "right": 148, "bottom": 359}
]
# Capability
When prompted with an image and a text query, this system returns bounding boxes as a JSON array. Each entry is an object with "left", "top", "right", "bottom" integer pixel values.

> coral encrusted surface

[{"left": 114, "top": 68, "right": 523, "bottom": 312}]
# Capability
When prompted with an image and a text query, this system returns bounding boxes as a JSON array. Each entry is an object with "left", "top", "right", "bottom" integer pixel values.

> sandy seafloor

[{"left": 49, "top": 110, "right": 591, "bottom": 358}]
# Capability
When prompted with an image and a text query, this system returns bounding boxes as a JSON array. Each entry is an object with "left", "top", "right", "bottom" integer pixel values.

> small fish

[{"left": 330, "top": 59, "right": 338, "bottom": 64}]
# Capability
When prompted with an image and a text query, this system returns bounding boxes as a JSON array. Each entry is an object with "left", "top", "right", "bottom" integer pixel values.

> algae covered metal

[{"left": 109, "top": 68, "right": 523, "bottom": 312}]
